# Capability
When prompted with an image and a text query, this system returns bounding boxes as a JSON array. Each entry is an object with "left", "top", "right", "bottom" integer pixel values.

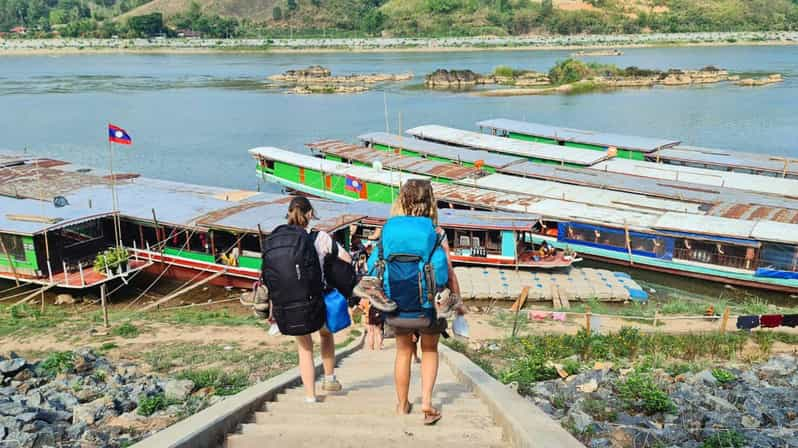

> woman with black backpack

[{"left": 261, "top": 196, "right": 352, "bottom": 403}]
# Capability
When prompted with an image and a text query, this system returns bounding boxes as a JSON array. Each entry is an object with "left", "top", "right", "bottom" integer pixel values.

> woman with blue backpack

[
  {"left": 361, "top": 179, "right": 464, "bottom": 425},
  {"left": 261, "top": 196, "right": 352, "bottom": 403}
]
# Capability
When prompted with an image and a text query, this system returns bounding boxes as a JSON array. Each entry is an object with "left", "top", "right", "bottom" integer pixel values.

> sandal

[
  {"left": 422, "top": 407, "right": 442, "bottom": 425},
  {"left": 396, "top": 401, "right": 412, "bottom": 415}
]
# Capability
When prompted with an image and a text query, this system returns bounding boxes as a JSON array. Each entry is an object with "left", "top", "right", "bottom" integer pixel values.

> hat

[{"left": 288, "top": 196, "right": 318, "bottom": 220}]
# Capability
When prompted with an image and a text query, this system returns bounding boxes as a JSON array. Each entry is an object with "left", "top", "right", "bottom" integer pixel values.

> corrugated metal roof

[
  {"left": 524, "top": 199, "right": 661, "bottom": 230},
  {"left": 592, "top": 158, "right": 798, "bottom": 198},
  {"left": 477, "top": 118, "right": 680, "bottom": 153},
  {"left": 0, "top": 195, "right": 114, "bottom": 235},
  {"left": 500, "top": 161, "right": 798, "bottom": 210},
  {"left": 307, "top": 140, "right": 480, "bottom": 180},
  {"left": 0, "top": 153, "right": 30, "bottom": 168},
  {"left": 750, "top": 221, "right": 798, "bottom": 245},
  {"left": 656, "top": 145, "right": 798, "bottom": 177},
  {"left": 405, "top": 125, "right": 608, "bottom": 166},
  {"left": 707, "top": 203, "right": 798, "bottom": 224},
  {"left": 462, "top": 173, "right": 704, "bottom": 215},
  {"left": 653, "top": 213, "right": 757, "bottom": 240},
  {"left": 197, "top": 199, "right": 365, "bottom": 234},
  {"left": 357, "top": 132, "right": 525, "bottom": 169},
  {"left": 249, "top": 147, "right": 427, "bottom": 187},
  {"left": 431, "top": 183, "right": 545, "bottom": 213}
]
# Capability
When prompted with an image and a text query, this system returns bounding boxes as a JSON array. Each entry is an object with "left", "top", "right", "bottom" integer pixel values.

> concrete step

[
  {"left": 250, "top": 411, "right": 497, "bottom": 427},
  {"left": 262, "top": 399, "right": 491, "bottom": 416},
  {"left": 275, "top": 386, "right": 476, "bottom": 402},
  {"left": 225, "top": 433, "right": 506, "bottom": 448},
  {"left": 238, "top": 422, "right": 505, "bottom": 443}
]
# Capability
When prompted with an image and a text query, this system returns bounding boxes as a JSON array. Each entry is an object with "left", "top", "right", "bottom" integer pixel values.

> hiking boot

[
  {"left": 353, "top": 276, "right": 397, "bottom": 312},
  {"left": 435, "top": 289, "right": 458, "bottom": 319},
  {"left": 322, "top": 378, "right": 343, "bottom": 392}
]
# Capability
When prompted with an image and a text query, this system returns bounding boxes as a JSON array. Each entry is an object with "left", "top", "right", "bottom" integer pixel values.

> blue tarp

[{"left": 755, "top": 268, "right": 798, "bottom": 280}]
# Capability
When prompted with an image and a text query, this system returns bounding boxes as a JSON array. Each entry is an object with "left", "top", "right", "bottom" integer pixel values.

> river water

[{"left": 1, "top": 45, "right": 797, "bottom": 301}]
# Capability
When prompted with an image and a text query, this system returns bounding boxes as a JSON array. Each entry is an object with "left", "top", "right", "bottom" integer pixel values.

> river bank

[{"left": 1, "top": 32, "right": 797, "bottom": 55}]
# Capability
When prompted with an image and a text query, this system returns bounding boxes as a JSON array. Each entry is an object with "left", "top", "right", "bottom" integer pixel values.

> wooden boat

[
  {"left": 251, "top": 148, "right": 798, "bottom": 294},
  {"left": 477, "top": 118, "right": 798, "bottom": 179},
  {"left": 408, "top": 123, "right": 798, "bottom": 198}
]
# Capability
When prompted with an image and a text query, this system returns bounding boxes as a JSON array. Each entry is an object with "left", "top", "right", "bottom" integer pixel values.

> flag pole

[{"left": 107, "top": 132, "right": 121, "bottom": 249}]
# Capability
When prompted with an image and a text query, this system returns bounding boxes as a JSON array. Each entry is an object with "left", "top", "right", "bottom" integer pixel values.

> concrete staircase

[{"left": 224, "top": 341, "right": 508, "bottom": 447}]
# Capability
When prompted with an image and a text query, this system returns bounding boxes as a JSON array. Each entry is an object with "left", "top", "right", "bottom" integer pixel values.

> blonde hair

[{"left": 390, "top": 179, "right": 438, "bottom": 225}]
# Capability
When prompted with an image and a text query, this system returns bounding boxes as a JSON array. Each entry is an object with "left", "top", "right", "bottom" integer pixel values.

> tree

[
  {"left": 128, "top": 12, "right": 163, "bottom": 36},
  {"left": 287, "top": 0, "right": 298, "bottom": 12},
  {"left": 548, "top": 59, "right": 592, "bottom": 84},
  {"left": 541, "top": 0, "right": 554, "bottom": 17},
  {"left": 425, "top": 0, "right": 459, "bottom": 14},
  {"left": 359, "top": 9, "right": 385, "bottom": 34},
  {"left": 272, "top": 6, "right": 282, "bottom": 20}
]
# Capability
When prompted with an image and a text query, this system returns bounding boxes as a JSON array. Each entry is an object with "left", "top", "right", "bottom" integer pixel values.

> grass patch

[
  {"left": 177, "top": 369, "right": 249, "bottom": 396},
  {"left": 702, "top": 430, "right": 745, "bottom": 448},
  {"left": 112, "top": 322, "right": 140, "bottom": 339},
  {"left": 39, "top": 351, "right": 75, "bottom": 377},
  {"left": 711, "top": 368, "right": 736, "bottom": 384},
  {"left": 137, "top": 393, "right": 174, "bottom": 416},
  {"left": 617, "top": 370, "right": 675, "bottom": 415},
  {"left": 99, "top": 342, "right": 118, "bottom": 351},
  {"left": 582, "top": 397, "right": 617, "bottom": 422}
]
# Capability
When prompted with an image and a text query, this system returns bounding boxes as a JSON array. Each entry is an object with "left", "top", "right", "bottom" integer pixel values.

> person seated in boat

[{"left": 539, "top": 241, "right": 554, "bottom": 258}]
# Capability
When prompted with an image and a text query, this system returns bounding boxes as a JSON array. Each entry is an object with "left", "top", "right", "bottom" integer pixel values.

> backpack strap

[
  {"left": 375, "top": 239, "right": 386, "bottom": 281},
  {"left": 423, "top": 232, "right": 446, "bottom": 304}
]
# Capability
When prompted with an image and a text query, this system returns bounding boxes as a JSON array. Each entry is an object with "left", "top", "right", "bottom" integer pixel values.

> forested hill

[{"left": 2, "top": 0, "right": 798, "bottom": 38}]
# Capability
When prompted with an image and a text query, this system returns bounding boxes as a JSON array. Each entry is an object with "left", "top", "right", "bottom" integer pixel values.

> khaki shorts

[{"left": 391, "top": 318, "right": 447, "bottom": 336}]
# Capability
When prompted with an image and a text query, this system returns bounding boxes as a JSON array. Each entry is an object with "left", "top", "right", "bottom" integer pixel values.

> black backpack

[
  {"left": 320, "top": 237, "right": 358, "bottom": 300},
  {"left": 261, "top": 225, "right": 325, "bottom": 336}
]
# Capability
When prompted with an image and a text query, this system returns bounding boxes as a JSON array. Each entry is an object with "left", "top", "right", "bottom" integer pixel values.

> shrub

[
  {"left": 499, "top": 346, "right": 559, "bottom": 392},
  {"left": 137, "top": 393, "right": 168, "bottom": 416},
  {"left": 702, "top": 430, "right": 745, "bottom": 448},
  {"left": 549, "top": 59, "right": 592, "bottom": 85},
  {"left": 711, "top": 368, "right": 736, "bottom": 384},
  {"left": 40, "top": 352, "right": 75, "bottom": 377},
  {"left": 617, "top": 370, "right": 674, "bottom": 415},
  {"left": 493, "top": 65, "right": 515, "bottom": 77}
]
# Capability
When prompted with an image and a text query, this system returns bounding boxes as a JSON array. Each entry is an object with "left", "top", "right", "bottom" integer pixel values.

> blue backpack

[{"left": 367, "top": 216, "right": 449, "bottom": 328}]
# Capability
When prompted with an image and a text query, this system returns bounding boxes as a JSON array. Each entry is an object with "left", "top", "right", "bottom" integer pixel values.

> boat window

[
  {"left": 485, "top": 231, "right": 501, "bottom": 251},
  {"left": 674, "top": 240, "right": 753, "bottom": 269},
  {"left": 471, "top": 236, "right": 481, "bottom": 248},
  {"left": 62, "top": 220, "right": 103, "bottom": 249},
  {"left": 759, "top": 243, "right": 798, "bottom": 272},
  {"left": 458, "top": 235, "right": 471, "bottom": 248},
  {"left": 241, "top": 234, "right": 261, "bottom": 254},
  {"left": 0, "top": 234, "right": 25, "bottom": 261},
  {"left": 260, "top": 158, "right": 275, "bottom": 172}
]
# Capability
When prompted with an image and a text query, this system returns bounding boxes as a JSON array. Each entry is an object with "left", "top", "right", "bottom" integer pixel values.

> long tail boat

[
  {"left": 477, "top": 118, "right": 798, "bottom": 179},
  {"left": 250, "top": 147, "right": 798, "bottom": 294},
  {"left": 407, "top": 124, "right": 798, "bottom": 198}
]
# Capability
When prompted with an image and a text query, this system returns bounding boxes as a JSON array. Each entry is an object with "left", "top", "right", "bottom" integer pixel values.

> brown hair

[
  {"left": 390, "top": 179, "right": 438, "bottom": 225},
  {"left": 287, "top": 196, "right": 316, "bottom": 228}
]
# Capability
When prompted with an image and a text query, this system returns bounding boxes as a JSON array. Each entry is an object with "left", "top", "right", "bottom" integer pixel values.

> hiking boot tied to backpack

[{"left": 354, "top": 276, "right": 397, "bottom": 312}]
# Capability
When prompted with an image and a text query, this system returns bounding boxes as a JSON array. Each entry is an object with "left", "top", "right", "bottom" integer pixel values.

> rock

[
  {"left": 16, "top": 412, "right": 38, "bottom": 424},
  {"left": 0, "top": 400, "right": 26, "bottom": 416},
  {"left": 759, "top": 355, "right": 797, "bottom": 377},
  {"left": 693, "top": 369, "right": 718, "bottom": 386},
  {"left": 576, "top": 379, "right": 598, "bottom": 393},
  {"left": 742, "top": 414, "right": 761, "bottom": 428},
  {"left": 65, "top": 422, "right": 87, "bottom": 440},
  {"left": 569, "top": 409, "right": 593, "bottom": 432},
  {"left": 54, "top": 294, "right": 76, "bottom": 305},
  {"left": 72, "top": 397, "right": 109, "bottom": 425},
  {"left": 163, "top": 379, "right": 194, "bottom": 402},
  {"left": 0, "top": 359, "right": 26, "bottom": 377}
]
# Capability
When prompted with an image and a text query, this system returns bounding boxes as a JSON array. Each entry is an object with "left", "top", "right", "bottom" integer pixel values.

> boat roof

[
  {"left": 526, "top": 199, "right": 661, "bottom": 230},
  {"left": 405, "top": 125, "right": 609, "bottom": 166},
  {"left": 461, "top": 173, "right": 704, "bottom": 215},
  {"left": 195, "top": 197, "right": 365, "bottom": 234},
  {"left": 431, "top": 183, "right": 545, "bottom": 213},
  {"left": 500, "top": 161, "right": 798, "bottom": 210},
  {"left": 249, "top": 147, "right": 427, "bottom": 186},
  {"left": 592, "top": 158, "right": 798, "bottom": 198},
  {"left": 357, "top": 132, "right": 525, "bottom": 169},
  {"left": 0, "top": 195, "right": 115, "bottom": 236},
  {"left": 477, "top": 118, "right": 680, "bottom": 153},
  {"left": 306, "top": 140, "right": 480, "bottom": 180},
  {"left": 653, "top": 213, "right": 758, "bottom": 241},
  {"left": 654, "top": 145, "right": 798, "bottom": 177},
  {"left": 706, "top": 203, "right": 798, "bottom": 224}
]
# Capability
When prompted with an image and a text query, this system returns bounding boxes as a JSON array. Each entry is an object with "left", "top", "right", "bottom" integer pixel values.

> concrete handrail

[
  {"left": 439, "top": 343, "right": 584, "bottom": 448},
  {"left": 132, "top": 332, "right": 365, "bottom": 448}
]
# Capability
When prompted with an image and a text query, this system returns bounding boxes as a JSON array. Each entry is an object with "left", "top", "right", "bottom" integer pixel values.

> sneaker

[
  {"left": 353, "top": 276, "right": 397, "bottom": 312},
  {"left": 322, "top": 378, "right": 343, "bottom": 392}
]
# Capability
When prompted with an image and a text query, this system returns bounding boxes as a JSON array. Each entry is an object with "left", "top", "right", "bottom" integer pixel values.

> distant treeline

[{"left": 2, "top": 0, "right": 798, "bottom": 38}]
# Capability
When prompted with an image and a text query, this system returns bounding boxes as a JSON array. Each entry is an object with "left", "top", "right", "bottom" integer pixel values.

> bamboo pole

[
  {"left": 139, "top": 270, "right": 226, "bottom": 312},
  {"left": 15, "top": 284, "right": 56, "bottom": 305},
  {"left": 511, "top": 287, "right": 529, "bottom": 339},
  {"left": 100, "top": 284, "right": 109, "bottom": 328},
  {"left": 585, "top": 305, "right": 592, "bottom": 334},
  {"left": 624, "top": 222, "right": 634, "bottom": 266},
  {"left": 0, "top": 236, "right": 21, "bottom": 286}
]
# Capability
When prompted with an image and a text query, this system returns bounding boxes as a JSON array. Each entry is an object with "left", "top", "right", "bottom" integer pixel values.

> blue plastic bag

[{"left": 324, "top": 289, "right": 351, "bottom": 333}]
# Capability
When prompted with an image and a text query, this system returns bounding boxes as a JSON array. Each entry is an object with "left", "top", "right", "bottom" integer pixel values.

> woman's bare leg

[
  {"left": 420, "top": 333, "right": 440, "bottom": 411},
  {"left": 394, "top": 333, "right": 414, "bottom": 411},
  {"left": 295, "top": 335, "right": 316, "bottom": 400},
  {"left": 319, "top": 327, "right": 335, "bottom": 377}
]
